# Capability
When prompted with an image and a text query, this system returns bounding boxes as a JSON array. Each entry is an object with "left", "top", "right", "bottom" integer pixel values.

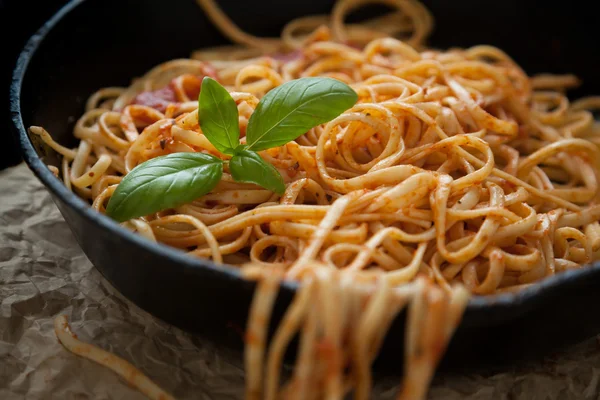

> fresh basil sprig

[
  {"left": 106, "top": 153, "right": 223, "bottom": 222},
  {"left": 106, "top": 76, "right": 357, "bottom": 222},
  {"left": 246, "top": 77, "right": 358, "bottom": 151},
  {"left": 229, "top": 149, "right": 285, "bottom": 194},
  {"left": 198, "top": 76, "right": 240, "bottom": 155}
]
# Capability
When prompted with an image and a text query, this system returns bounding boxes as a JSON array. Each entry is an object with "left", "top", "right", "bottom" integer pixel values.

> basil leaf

[
  {"left": 106, "top": 153, "right": 223, "bottom": 222},
  {"left": 198, "top": 77, "right": 240, "bottom": 155},
  {"left": 229, "top": 150, "right": 285, "bottom": 194},
  {"left": 246, "top": 77, "right": 358, "bottom": 151}
]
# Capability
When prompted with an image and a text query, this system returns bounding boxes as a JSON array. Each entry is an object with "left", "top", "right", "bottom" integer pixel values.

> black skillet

[{"left": 10, "top": 0, "right": 600, "bottom": 374}]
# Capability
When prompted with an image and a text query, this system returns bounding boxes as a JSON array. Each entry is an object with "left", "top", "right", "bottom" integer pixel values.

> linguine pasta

[{"left": 33, "top": 0, "right": 600, "bottom": 398}]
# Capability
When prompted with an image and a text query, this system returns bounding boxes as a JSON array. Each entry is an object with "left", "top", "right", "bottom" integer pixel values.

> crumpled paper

[{"left": 1, "top": 163, "right": 599, "bottom": 400}]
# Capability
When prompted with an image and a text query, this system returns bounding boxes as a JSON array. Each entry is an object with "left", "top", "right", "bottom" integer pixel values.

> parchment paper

[{"left": 1, "top": 163, "right": 599, "bottom": 400}]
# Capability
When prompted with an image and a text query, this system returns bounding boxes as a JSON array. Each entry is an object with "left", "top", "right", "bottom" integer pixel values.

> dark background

[
  {"left": 1, "top": 0, "right": 67, "bottom": 169},
  {"left": 2, "top": 0, "right": 598, "bottom": 171}
]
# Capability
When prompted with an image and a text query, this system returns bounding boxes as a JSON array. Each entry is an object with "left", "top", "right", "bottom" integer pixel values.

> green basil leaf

[
  {"left": 229, "top": 150, "right": 285, "bottom": 194},
  {"left": 246, "top": 77, "right": 358, "bottom": 151},
  {"left": 106, "top": 153, "right": 223, "bottom": 222},
  {"left": 198, "top": 77, "right": 240, "bottom": 155}
]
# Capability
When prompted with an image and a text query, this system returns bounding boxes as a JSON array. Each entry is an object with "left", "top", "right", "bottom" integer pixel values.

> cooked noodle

[
  {"left": 53, "top": 315, "right": 175, "bottom": 400},
  {"left": 37, "top": 0, "right": 600, "bottom": 398}
]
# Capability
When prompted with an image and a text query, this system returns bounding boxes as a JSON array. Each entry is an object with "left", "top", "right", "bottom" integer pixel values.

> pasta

[{"left": 35, "top": 0, "right": 600, "bottom": 398}]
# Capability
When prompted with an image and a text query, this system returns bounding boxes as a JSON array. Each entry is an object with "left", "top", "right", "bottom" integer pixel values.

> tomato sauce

[
  {"left": 130, "top": 63, "right": 219, "bottom": 112},
  {"left": 131, "top": 85, "right": 177, "bottom": 113},
  {"left": 270, "top": 50, "right": 303, "bottom": 63}
]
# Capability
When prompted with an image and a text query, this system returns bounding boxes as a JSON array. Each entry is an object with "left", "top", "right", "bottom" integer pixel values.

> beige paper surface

[{"left": 1, "top": 163, "right": 599, "bottom": 399}]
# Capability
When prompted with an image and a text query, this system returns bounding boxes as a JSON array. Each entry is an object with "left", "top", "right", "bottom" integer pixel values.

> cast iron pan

[{"left": 10, "top": 0, "right": 600, "bottom": 374}]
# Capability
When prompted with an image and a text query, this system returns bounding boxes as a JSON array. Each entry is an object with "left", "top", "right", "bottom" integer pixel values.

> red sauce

[
  {"left": 287, "top": 162, "right": 300, "bottom": 178},
  {"left": 245, "top": 331, "right": 259, "bottom": 345},
  {"left": 202, "top": 63, "right": 219, "bottom": 80},
  {"left": 131, "top": 85, "right": 177, "bottom": 113},
  {"left": 270, "top": 50, "right": 303, "bottom": 63},
  {"left": 131, "top": 62, "right": 219, "bottom": 112}
]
